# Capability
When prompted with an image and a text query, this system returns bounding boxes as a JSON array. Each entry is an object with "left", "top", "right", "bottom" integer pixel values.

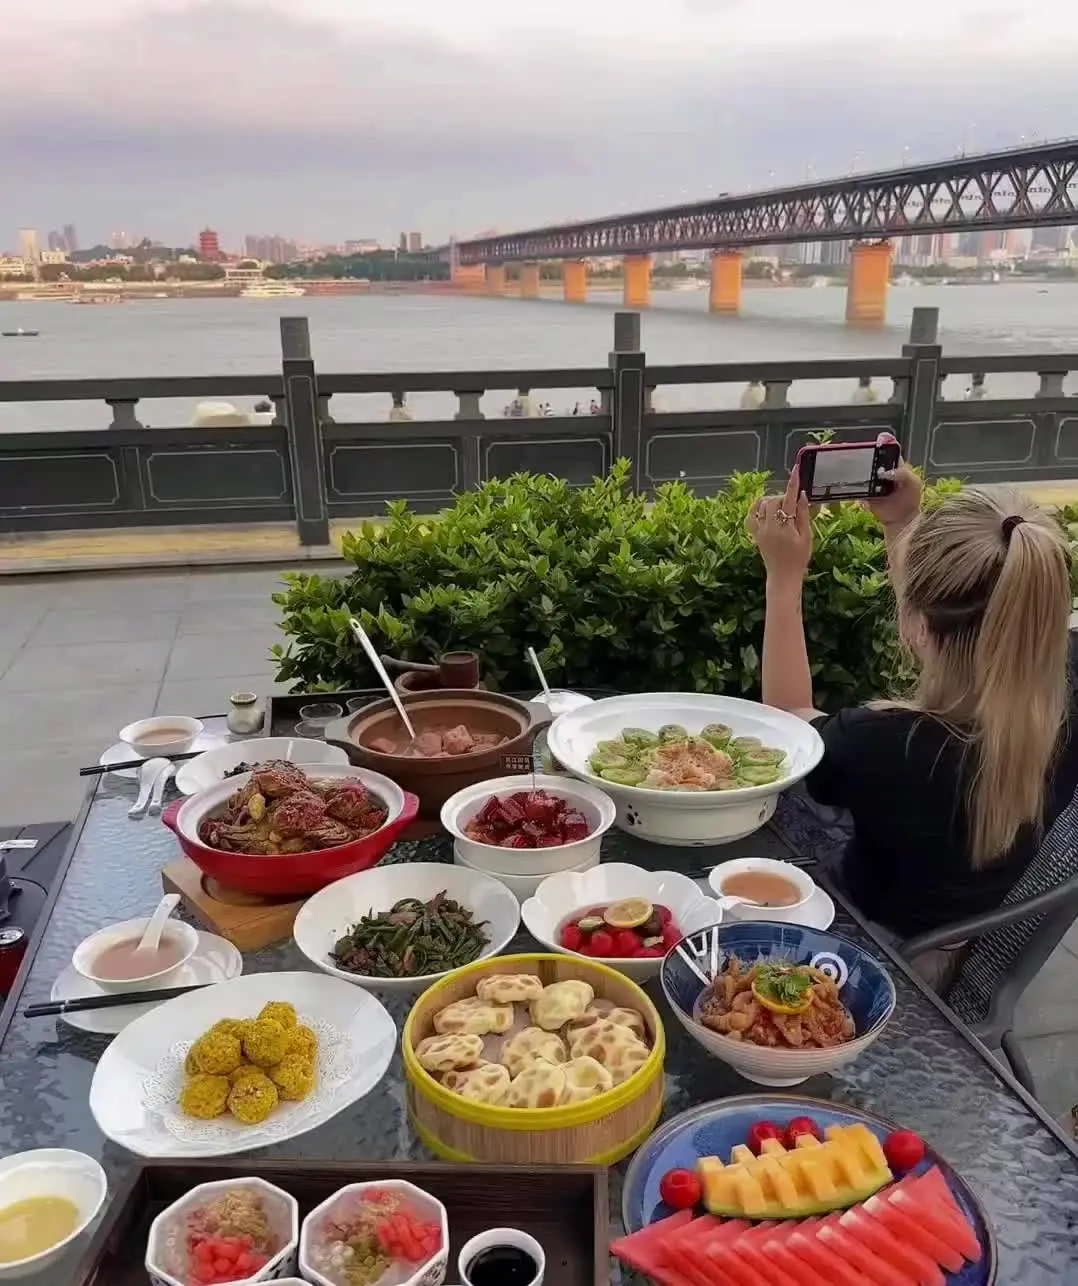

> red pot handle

[
  {"left": 395, "top": 792, "right": 420, "bottom": 831},
  {"left": 161, "top": 799, "right": 183, "bottom": 833}
]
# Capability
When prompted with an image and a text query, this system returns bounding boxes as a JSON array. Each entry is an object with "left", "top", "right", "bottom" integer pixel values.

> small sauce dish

[
  {"left": 0, "top": 1149, "right": 107, "bottom": 1280},
  {"left": 72, "top": 917, "right": 200, "bottom": 994},
  {"left": 119, "top": 716, "right": 204, "bottom": 759}
]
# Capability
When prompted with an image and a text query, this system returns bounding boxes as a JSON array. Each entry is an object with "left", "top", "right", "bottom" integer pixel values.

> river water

[{"left": 2, "top": 281, "right": 1077, "bottom": 432}]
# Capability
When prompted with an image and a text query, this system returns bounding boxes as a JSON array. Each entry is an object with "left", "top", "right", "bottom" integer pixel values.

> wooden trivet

[{"left": 162, "top": 857, "right": 306, "bottom": 952}]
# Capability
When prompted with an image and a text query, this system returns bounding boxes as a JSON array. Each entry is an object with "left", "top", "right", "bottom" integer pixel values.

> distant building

[
  {"left": 408, "top": 231, "right": 422, "bottom": 253},
  {"left": 198, "top": 228, "right": 222, "bottom": 261},
  {"left": 41, "top": 249, "right": 69, "bottom": 265},
  {"left": 819, "top": 239, "right": 850, "bottom": 266},
  {"left": 344, "top": 239, "right": 381, "bottom": 255},
  {"left": 111, "top": 230, "right": 132, "bottom": 250},
  {"left": 1032, "top": 226, "right": 1070, "bottom": 252},
  {"left": 47, "top": 229, "right": 64, "bottom": 252},
  {"left": 18, "top": 228, "right": 40, "bottom": 262},
  {"left": 63, "top": 223, "right": 78, "bottom": 254},
  {"left": 243, "top": 234, "right": 298, "bottom": 264},
  {"left": 0, "top": 257, "right": 29, "bottom": 277},
  {"left": 398, "top": 232, "right": 408, "bottom": 252}
]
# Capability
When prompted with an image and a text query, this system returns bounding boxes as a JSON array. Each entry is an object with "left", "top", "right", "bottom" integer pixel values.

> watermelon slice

[
  {"left": 817, "top": 1214, "right": 917, "bottom": 1286},
  {"left": 839, "top": 1205, "right": 946, "bottom": 1286},
  {"left": 862, "top": 1192, "right": 964, "bottom": 1273},
  {"left": 787, "top": 1220, "right": 871, "bottom": 1286},
  {"left": 682, "top": 1219, "right": 749, "bottom": 1286},
  {"left": 611, "top": 1211, "right": 698, "bottom": 1286},
  {"left": 755, "top": 1222, "right": 832, "bottom": 1286},
  {"left": 726, "top": 1222, "right": 801, "bottom": 1286},
  {"left": 902, "top": 1169, "right": 983, "bottom": 1262},
  {"left": 702, "top": 1223, "right": 778, "bottom": 1286},
  {"left": 662, "top": 1215, "right": 732, "bottom": 1286}
]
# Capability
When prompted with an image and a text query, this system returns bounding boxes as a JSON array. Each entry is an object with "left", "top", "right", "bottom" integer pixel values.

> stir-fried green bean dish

[{"left": 587, "top": 723, "right": 787, "bottom": 791}]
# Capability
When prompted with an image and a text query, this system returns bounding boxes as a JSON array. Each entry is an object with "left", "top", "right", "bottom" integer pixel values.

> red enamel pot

[{"left": 161, "top": 764, "right": 419, "bottom": 897}]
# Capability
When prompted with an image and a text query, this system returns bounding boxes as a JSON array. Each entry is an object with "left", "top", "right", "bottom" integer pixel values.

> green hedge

[{"left": 271, "top": 462, "right": 1078, "bottom": 709}]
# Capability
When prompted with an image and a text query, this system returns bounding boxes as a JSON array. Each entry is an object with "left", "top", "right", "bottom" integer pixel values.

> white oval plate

[
  {"left": 51, "top": 931, "right": 243, "bottom": 1036},
  {"left": 89, "top": 971, "right": 395, "bottom": 1157},
  {"left": 175, "top": 738, "right": 350, "bottom": 795}
]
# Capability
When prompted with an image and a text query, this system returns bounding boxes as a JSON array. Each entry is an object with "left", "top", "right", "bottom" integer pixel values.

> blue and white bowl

[{"left": 660, "top": 920, "right": 896, "bottom": 1086}]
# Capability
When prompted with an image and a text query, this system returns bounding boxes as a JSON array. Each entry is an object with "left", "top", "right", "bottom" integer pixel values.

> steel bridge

[{"left": 455, "top": 140, "right": 1078, "bottom": 265}]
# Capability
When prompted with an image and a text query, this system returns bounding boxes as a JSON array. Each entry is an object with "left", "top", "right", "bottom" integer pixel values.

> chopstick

[
  {"left": 80, "top": 750, "right": 202, "bottom": 778},
  {"left": 25, "top": 983, "right": 209, "bottom": 1017}
]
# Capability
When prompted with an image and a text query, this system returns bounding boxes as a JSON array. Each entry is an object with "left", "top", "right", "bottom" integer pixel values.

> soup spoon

[
  {"left": 134, "top": 893, "right": 181, "bottom": 956},
  {"left": 349, "top": 617, "right": 417, "bottom": 749}
]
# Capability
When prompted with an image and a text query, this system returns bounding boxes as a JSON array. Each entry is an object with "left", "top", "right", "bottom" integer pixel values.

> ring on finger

[{"left": 775, "top": 509, "right": 793, "bottom": 524}]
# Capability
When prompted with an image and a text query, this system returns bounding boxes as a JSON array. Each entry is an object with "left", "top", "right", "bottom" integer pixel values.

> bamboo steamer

[{"left": 403, "top": 952, "right": 665, "bottom": 1165}]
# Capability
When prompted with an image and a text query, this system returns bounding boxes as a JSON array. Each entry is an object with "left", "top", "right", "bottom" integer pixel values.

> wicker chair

[{"left": 897, "top": 788, "right": 1078, "bottom": 1096}]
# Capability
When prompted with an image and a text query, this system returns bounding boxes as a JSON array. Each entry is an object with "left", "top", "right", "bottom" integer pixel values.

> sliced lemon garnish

[
  {"left": 603, "top": 898, "right": 653, "bottom": 929},
  {"left": 751, "top": 979, "right": 814, "bottom": 1016}
]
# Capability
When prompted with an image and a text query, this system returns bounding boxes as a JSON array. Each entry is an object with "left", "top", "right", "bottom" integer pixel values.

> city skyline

[{"left": 3, "top": 1, "right": 1076, "bottom": 245}]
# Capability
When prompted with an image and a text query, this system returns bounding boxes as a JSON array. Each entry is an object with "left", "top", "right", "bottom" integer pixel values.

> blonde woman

[{"left": 748, "top": 461, "right": 1076, "bottom": 954}]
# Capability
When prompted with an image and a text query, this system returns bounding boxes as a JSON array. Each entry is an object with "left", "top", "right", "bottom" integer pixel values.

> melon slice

[
  {"left": 839, "top": 1205, "right": 946, "bottom": 1286},
  {"left": 862, "top": 1192, "right": 964, "bottom": 1273},
  {"left": 787, "top": 1219, "right": 871, "bottom": 1286},
  {"left": 699, "top": 1123, "right": 892, "bottom": 1219},
  {"left": 817, "top": 1213, "right": 917, "bottom": 1286}
]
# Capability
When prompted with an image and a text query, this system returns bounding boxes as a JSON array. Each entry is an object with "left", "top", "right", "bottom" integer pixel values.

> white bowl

[
  {"left": 441, "top": 774, "right": 616, "bottom": 876},
  {"left": 708, "top": 857, "right": 817, "bottom": 920},
  {"left": 0, "top": 1149, "right": 107, "bottom": 1280},
  {"left": 175, "top": 737, "right": 350, "bottom": 795},
  {"left": 454, "top": 843, "right": 600, "bottom": 902},
  {"left": 300, "top": 1180, "right": 449, "bottom": 1286},
  {"left": 146, "top": 1177, "right": 299, "bottom": 1286},
  {"left": 521, "top": 862, "right": 724, "bottom": 981},
  {"left": 546, "top": 693, "right": 824, "bottom": 847},
  {"left": 72, "top": 917, "right": 200, "bottom": 993},
  {"left": 293, "top": 862, "right": 521, "bottom": 994},
  {"left": 119, "top": 715, "right": 204, "bottom": 758}
]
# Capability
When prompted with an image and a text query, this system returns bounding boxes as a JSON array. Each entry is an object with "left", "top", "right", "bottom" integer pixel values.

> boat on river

[{"left": 1, "top": 327, "right": 38, "bottom": 337}]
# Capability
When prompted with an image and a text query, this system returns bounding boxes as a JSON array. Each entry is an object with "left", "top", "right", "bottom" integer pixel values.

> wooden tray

[{"left": 72, "top": 1159, "right": 609, "bottom": 1285}]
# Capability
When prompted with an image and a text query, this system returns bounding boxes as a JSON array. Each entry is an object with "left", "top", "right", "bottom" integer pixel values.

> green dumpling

[
  {"left": 701, "top": 723, "right": 733, "bottom": 748},
  {"left": 742, "top": 747, "right": 786, "bottom": 767},
  {"left": 729, "top": 735, "right": 763, "bottom": 753},
  {"left": 600, "top": 765, "right": 648, "bottom": 786},
  {"left": 736, "top": 764, "right": 781, "bottom": 785},
  {"left": 658, "top": 723, "right": 689, "bottom": 743},
  {"left": 620, "top": 727, "right": 659, "bottom": 749}
]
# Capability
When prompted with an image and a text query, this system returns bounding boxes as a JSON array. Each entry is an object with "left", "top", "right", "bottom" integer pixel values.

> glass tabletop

[{"left": 2, "top": 780, "right": 1076, "bottom": 1284}]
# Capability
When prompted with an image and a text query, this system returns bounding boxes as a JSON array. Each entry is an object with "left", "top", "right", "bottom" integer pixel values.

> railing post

[
  {"left": 279, "top": 316, "right": 330, "bottom": 547},
  {"left": 898, "top": 306, "right": 941, "bottom": 470},
  {"left": 105, "top": 398, "right": 144, "bottom": 430},
  {"left": 609, "top": 311, "right": 646, "bottom": 491},
  {"left": 454, "top": 390, "right": 485, "bottom": 490}
]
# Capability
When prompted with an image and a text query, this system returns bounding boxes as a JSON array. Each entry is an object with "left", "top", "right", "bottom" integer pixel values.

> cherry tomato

[
  {"left": 784, "top": 1116, "right": 821, "bottom": 1148},
  {"left": 661, "top": 924, "right": 682, "bottom": 950},
  {"left": 746, "top": 1120, "right": 784, "bottom": 1154},
  {"left": 655, "top": 904, "right": 673, "bottom": 925},
  {"left": 560, "top": 923, "right": 584, "bottom": 951},
  {"left": 614, "top": 930, "right": 642, "bottom": 957},
  {"left": 659, "top": 1167, "right": 702, "bottom": 1211},
  {"left": 883, "top": 1130, "right": 926, "bottom": 1173},
  {"left": 589, "top": 929, "right": 615, "bottom": 956}
]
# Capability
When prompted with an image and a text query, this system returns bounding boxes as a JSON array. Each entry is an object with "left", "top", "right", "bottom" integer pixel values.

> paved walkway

[{"left": 0, "top": 564, "right": 1074, "bottom": 1122}]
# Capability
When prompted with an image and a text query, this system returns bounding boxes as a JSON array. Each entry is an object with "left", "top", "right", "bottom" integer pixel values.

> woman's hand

[
  {"left": 747, "top": 470, "right": 812, "bottom": 585},
  {"left": 863, "top": 436, "right": 923, "bottom": 529}
]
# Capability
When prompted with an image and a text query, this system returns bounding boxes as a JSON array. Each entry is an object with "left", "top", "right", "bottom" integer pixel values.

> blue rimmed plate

[{"left": 621, "top": 1093, "right": 996, "bottom": 1285}]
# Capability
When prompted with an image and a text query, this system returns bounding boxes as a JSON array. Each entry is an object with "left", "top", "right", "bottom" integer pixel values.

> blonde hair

[{"left": 893, "top": 487, "right": 1072, "bottom": 868}]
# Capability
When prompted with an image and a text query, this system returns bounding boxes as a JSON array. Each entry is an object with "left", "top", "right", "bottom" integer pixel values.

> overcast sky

[{"left": 4, "top": 0, "right": 1076, "bottom": 251}]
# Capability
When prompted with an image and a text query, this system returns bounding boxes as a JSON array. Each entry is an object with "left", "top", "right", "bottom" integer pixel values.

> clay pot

[{"left": 324, "top": 690, "right": 551, "bottom": 820}]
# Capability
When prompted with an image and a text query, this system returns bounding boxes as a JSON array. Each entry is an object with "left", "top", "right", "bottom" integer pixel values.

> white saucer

[
  {"left": 99, "top": 728, "right": 230, "bottom": 780},
  {"left": 50, "top": 931, "right": 243, "bottom": 1035},
  {"left": 726, "top": 884, "right": 836, "bottom": 932}
]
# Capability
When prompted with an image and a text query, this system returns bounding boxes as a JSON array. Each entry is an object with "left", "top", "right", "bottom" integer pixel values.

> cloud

[{"left": 3, "top": 0, "right": 1077, "bottom": 246}]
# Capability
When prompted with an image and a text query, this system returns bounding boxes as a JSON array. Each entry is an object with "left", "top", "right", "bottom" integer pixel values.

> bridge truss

[{"left": 455, "top": 141, "right": 1078, "bottom": 264}]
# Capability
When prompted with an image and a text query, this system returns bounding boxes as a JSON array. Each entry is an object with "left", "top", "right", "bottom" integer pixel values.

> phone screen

[{"left": 808, "top": 445, "right": 878, "bottom": 499}]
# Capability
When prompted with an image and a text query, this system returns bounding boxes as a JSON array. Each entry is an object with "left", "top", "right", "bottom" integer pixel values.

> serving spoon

[{"left": 349, "top": 617, "right": 417, "bottom": 749}]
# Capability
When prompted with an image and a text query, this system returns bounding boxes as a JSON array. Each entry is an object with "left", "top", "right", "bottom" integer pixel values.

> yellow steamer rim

[{"left": 402, "top": 952, "right": 666, "bottom": 1163}]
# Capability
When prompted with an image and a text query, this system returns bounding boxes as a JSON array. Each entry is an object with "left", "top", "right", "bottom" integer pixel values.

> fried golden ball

[
  {"left": 184, "top": 1048, "right": 200, "bottom": 1077},
  {"left": 284, "top": 1024, "right": 318, "bottom": 1062},
  {"left": 227, "top": 1074, "right": 279, "bottom": 1125},
  {"left": 180, "top": 1073, "right": 230, "bottom": 1120},
  {"left": 229, "top": 1062, "right": 263, "bottom": 1087},
  {"left": 211, "top": 1018, "right": 249, "bottom": 1040},
  {"left": 258, "top": 1001, "right": 297, "bottom": 1031},
  {"left": 242, "top": 1017, "right": 289, "bottom": 1068},
  {"left": 190, "top": 1031, "right": 243, "bottom": 1076},
  {"left": 269, "top": 1054, "right": 315, "bottom": 1102}
]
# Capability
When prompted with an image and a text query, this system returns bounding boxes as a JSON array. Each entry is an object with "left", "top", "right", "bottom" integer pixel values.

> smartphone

[{"left": 796, "top": 439, "right": 901, "bottom": 503}]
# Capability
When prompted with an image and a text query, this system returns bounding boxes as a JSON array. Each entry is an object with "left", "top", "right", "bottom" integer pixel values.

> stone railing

[{"left": 1, "top": 307, "right": 1075, "bottom": 544}]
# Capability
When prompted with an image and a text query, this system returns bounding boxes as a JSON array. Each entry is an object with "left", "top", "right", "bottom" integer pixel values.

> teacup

[{"left": 707, "top": 857, "right": 816, "bottom": 921}]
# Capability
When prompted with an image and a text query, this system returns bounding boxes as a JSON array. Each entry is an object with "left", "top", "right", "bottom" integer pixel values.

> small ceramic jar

[{"left": 227, "top": 692, "right": 265, "bottom": 736}]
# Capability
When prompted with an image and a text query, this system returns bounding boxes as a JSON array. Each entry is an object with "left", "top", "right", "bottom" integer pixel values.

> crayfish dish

[{"left": 695, "top": 957, "right": 855, "bottom": 1050}]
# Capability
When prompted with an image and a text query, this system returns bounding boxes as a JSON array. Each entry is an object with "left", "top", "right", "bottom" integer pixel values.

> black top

[{"left": 806, "top": 659, "right": 1078, "bottom": 937}]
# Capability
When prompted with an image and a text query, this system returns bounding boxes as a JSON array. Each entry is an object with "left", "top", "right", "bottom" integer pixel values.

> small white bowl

[
  {"left": 293, "top": 861, "right": 521, "bottom": 994},
  {"left": 441, "top": 774, "right": 616, "bottom": 877},
  {"left": 521, "top": 862, "right": 724, "bottom": 981},
  {"left": 72, "top": 917, "right": 200, "bottom": 993},
  {"left": 708, "top": 857, "right": 817, "bottom": 920},
  {"left": 454, "top": 843, "right": 600, "bottom": 902},
  {"left": 300, "top": 1180, "right": 449, "bottom": 1286},
  {"left": 146, "top": 1177, "right": 299, "bottom": 1286},
  {"left": 0, "top": 1149, "right": 107, "bottom": 1280},
  {"left": 119, "top": 715, "right": 204, "bottom": 759},
  {"left": 459, "top": 1226, "right": 545, "bottom": 1286}
]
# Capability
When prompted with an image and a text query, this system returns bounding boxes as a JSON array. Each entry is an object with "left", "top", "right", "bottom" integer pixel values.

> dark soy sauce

[{"left": 466, "top": 1244, "right": 539, "bottom": 1286}]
